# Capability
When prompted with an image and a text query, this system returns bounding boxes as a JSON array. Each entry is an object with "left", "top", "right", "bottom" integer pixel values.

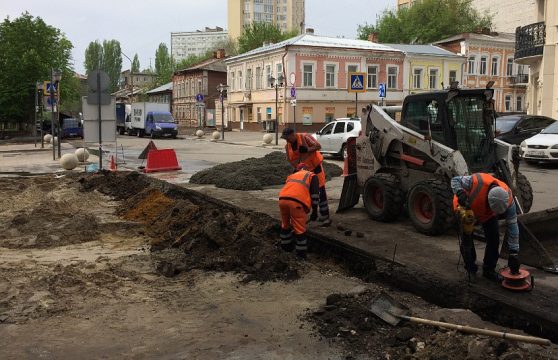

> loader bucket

[
  {"left": 502, "top": 207, "right": 558, "bottom": 273},
  {"left": 337, "top": 137, "right": 360, "bottom": 212}
]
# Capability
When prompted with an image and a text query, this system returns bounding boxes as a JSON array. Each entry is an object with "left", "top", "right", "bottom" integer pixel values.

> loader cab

[{"left": 400, "top": 89, "right": 496, "bottom": 172}]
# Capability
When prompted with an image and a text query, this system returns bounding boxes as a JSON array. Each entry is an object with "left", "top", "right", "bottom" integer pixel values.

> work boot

[
  {"left": 281, "top": 241, "right": 295, "bottom": 253},
  {"left": 318, "top": 218, "right": 332, "bottom": 227},
  {"left": 482, "top": 268, "right": 503, "bottom": 283},
  {"left": 296, "top": 250, "right": 307, "bottom": 260}
]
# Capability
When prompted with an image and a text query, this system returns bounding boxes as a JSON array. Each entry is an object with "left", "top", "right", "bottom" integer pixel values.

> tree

[
  {"left": 131, "top": 53, "right": 140, "bottom": 73},
  {"left": 237, "top": 22, "right": 298, "bottom": 54},
  {"left": 357, "top": 0, "right": 492, "bottom": 44},
  {"left": 84, "top": 39, "right": 122, "bottom": 92},
  {"left": 0, "top": 12, "right": 79, "bottom": 129},
  {"left": 154, "top": 43, "right": 174, "bottom": 85}
]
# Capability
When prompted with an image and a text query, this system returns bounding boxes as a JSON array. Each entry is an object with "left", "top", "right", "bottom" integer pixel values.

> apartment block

[
  {"left": 228, "top": 0, "right": 305, "bottom": 39},
  {"left": 171, "top": 27, "right": 229, "bottom": 62}
]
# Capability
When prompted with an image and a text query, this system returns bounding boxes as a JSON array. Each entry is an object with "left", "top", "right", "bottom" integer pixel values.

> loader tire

[
  {"left": 517, "top": 172, "right": 533, "bottom": 213},
  {"left": 407, "top": 179, "right": 454, "bottom": 236},
  {"left": 363, "top": 173, "right": 403, "bottom": 222}
]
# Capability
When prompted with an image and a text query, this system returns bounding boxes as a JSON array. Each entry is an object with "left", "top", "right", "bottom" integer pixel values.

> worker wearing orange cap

[
  {"left": 278, "top": 163, "right": 320, "bottom": 259},
  {"left": 281, "top": 127, "right": 331, "bottom": 227}
]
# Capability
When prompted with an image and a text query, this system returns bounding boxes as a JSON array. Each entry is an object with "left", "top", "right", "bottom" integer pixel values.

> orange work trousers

[{"left": 279, "top": 199, "right": 308, "bottom": 235}]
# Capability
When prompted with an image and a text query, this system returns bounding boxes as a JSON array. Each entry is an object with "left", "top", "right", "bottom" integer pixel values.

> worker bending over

[
  {"left": 278, "top": 163, "right": 320, "bottom": 259},
  {"left": 452, "top": 173, "right": 520, "bottom": 281},
  {"left": 281, "top": 127, "right": 331, "bottom": 226}
]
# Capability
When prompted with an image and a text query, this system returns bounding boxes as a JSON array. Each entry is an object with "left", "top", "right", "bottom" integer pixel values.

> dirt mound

[
  {"left": 307, "top": 290, "right": 554, "bottom": 359},
  {"left": 78, "top": 170, "right": 151, "bottom": 200},
  {"left": 190, "top": 151, "right": 342, "bottom": 190},
  {"left": 80, "top": 172, "right": 301, "bottom": 282}
]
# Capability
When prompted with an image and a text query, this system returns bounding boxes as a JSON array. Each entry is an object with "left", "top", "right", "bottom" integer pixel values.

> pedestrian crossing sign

[{"left": 348, "top": 72, "right": 366, "bottom": 93}]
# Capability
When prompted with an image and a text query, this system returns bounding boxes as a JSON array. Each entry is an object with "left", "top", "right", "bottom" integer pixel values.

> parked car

[
  {"left": 496, "top": 114, "right": 556, "bottom": 145},
  {"left": 312, "top": 118, "right": 361, "bottom": 158},
  {"left": 520, "top": 121, "right": 558, "bottom": 164}
]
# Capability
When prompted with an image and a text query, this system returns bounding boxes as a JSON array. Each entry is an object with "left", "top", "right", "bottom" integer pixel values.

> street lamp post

[
  {"left": 217, "top": 83, "right": 229, "bottom": 141},
  {"left": 50, "top": 69, "right": 61, "bottom": 160},
  {"left": 121, "top": 52, "right": 134, "bottom": 104},
  {"left": 269, "top": 74, "right": 284, "bottom": 145}
]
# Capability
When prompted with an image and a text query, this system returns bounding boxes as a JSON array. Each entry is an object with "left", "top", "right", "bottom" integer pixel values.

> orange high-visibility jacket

[
  {"left": 286, "top": 133, "right": 323, "bottom": 170},
  {"left": 453, "top": 173, "right": 513, "bottom": 223},
  {"left": 279, "top": 170, "right": 314, "bottom": 210}
]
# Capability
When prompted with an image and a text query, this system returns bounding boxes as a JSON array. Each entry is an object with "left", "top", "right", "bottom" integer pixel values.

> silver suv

[{"left": 312, "top": 118, "right": 361, "bottom": 158}]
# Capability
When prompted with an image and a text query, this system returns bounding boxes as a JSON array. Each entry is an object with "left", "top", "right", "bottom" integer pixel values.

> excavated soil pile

[
  {"left": 78, "top": 170, "right": 151, "bottom": 200},
  {"left": 308, "top": 290, "right": 555, "bottom": 360},
  {"left": 80, "top": 172, "right": 301, "bottom": 282},
  {"left": 0, "top": 177, "right": 100, "bottom": 249},
  {"left": 189, "top": 151, "right": 343, "bottom": 190}
]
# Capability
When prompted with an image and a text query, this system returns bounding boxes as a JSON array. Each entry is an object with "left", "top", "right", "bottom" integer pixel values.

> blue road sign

[
  {"left": 43, "top": 81, "right": 58, "bottom": 95},
  {"left": 379, "top": 83, "right": 386, "bottom": 98},
  {"left": 348, "top": 72, "right": 366, "bottom": 93},
  {"left": 290, "top": 87, "right": 296, "bottom": 98},
  {"left": 196, "top": 93, "right": 204, "bottom": 102}
]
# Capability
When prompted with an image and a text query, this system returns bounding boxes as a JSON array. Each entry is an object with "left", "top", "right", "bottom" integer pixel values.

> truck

[
  {"left": 116, "top": 102, "right": 131, "bottom": 135},
  {"left": 128, "top": 102, "right": 178, "bottom": 138},
  {"left": 338, "top": 84, "right": 558, "bottom": 273}
]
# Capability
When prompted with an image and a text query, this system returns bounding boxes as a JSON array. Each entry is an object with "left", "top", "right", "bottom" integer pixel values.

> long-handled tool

[{"left": 369, "top": 292, "right": 551, "bottom": 346}]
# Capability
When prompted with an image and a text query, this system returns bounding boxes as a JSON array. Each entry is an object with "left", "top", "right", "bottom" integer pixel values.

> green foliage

[
  {"left": 0, "top": 12, "right": 79, "bottom": 124},
  {"left": 84, "top": 39, "right": 122, "bottom": 92},
  {"left": 154, "top": 43, "right": 175, "bottom": 86},
  {"left": 357, "top": 0, "right": 492, "bottom": 44},
  {"left": 237, "top": 22, "right": 298, "bottom": 54},
  {"left": 131, "top": 53, "right": 140, "bottom": 73}
]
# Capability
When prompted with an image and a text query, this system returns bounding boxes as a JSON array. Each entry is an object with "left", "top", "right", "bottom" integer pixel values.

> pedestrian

[
  {"left": 281, "top": 127, "right": 331, "bottom": 226},
  {"left": 451, "top": 173, "right": 520, "bottom": 281},
  {"left": 278, "top": 163, "right": 320, "bottom": 259}
]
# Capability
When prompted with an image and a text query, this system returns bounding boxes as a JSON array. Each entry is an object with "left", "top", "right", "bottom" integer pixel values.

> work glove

[
  {"left": 456, "top": 189, "right": 471, "bottom": 209},
  {"left": 508, "top": 252, "right": 520, "bottom": 275},
  {"left": 298, "top": 145, "right": 308, "bottom": 153},
  {"left": 309, "top": 210, "right": 318, "bottom": 222}
]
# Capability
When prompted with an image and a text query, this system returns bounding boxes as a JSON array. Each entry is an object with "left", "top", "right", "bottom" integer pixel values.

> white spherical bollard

[
  {"left": 212, "top": 131, "right": 221, "bottom": 140},
  {"left": 51, "top": 136, "right": 58, "bottom": 144},
  {"left": 262, "top": 133, "right": 273, "bottom": 144},
  {"left": 44, "top": 134, "right": 53, "bottom": 143},
  {"left": 75, "top": 148, "right": 90, "bottom": 162},
  {"left": 195, "top": 130, "right": 204, "bottom": 138},
  {"left": 60, "top": 153, "right": 79, "bottom": 170}
]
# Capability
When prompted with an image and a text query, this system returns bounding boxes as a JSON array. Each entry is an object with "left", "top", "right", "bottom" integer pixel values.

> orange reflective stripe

[
  {"left": 469, "top": 173, "right": 484, "bottom": 203},
  {"left": 286, "top": 171, "right": 311, "bottom": 188}
]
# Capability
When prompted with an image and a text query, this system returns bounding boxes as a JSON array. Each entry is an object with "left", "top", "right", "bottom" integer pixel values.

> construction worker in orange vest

[
  {"left": 278, "top": 163, "right": 320, "bottom": 259},
  {"left": 452, "top": 173, "right": 520, "bottom": 282},
  {"left": 281, "top": 127, "right": 331, "bottom": 227}
]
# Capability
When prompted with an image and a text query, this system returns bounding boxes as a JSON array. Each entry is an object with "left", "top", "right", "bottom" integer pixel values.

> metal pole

[
  {"left": 57, "top": 83, "right": 61, "bottom": 159},
  {"left": 355, "top": 92, "right": 358, "bottom": 118},
  {"left": 34, "top": 85, "right": 38, "bottom": 148},
  {"left": 221, "top": 91, "right": 225, "bottom": 141},
  {"left": 40, "top": 89, "right": 44, "bottom": 148},
  {"left": 293, "top": 102, "right": 296, "bottom": 131},
  {"left": 50, "top": 69, "right": 56, "bottom": 160},
  {"left": 97, "top": 70, "right": 103, "bottom": 169},
  {"left": 275, "top": 84, "right": 279, "bottom": 145}
]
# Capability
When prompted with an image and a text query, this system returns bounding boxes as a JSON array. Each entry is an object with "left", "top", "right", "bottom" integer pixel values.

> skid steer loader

[{"left": 339, "top": 85, "right": 558, "bottom": 272}]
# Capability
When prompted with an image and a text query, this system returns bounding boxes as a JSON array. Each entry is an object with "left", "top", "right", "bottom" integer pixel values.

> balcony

[
  {"left": 509, "top": 73, "right": 529, "bottom": 86},
  {"left": 515, "top": 22, "right": 545, "bottom": 63}
]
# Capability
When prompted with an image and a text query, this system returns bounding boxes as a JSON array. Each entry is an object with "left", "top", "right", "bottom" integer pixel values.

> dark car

[{"left": 495, "top": 115, "right": 556, "bottom": 145}]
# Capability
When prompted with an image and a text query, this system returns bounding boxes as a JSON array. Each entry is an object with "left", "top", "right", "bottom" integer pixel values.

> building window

[
  {"left": 231, "top": 72, "right": 235, "bottom": 91},
  {"left": 413, "top": 68, "right": 423, "bottom": 89},
  {"left": 347, "top": 65, "right": 358, "bottom": 73},
  {"left": 505, "top": 94, "right": 512, "bottom": 111},
  {"left": 468, "top": 56, "right": 476, "bottom": 74},
  {"left": 256, "top": 67, "right": 262, "bottom": 89},
  {"left": 303, "top": 64, "right": 314, "bottom": 87},
  {"left": 449, "top": 70, "right": 457, "bottom": 84},
  {"left": 491, "top": 57, "right": 500, "bottom": 76},
  {"left": 516, "top": 96, "right": 523, "bottom": 111},
  {"left": 429, "top": 68, "right": 439, "bottom": 89},
  {"left": 238, "top": 71, "right": 243, "bottom": 90},
  {"left": 325, "top": 64, "right": 336, "bottom": 88},
  {"left": 265, "top": 65, "right": 271, "bottom": 87},
  {"left": 479, "top": 56, "right": 487, "bottom": 75},
  {"left": 387, "top": 66, "right": 398, "bottom": 89},
  {"left": 507, "top": 57, "right": 514, "bottom": 77},
  {"left": 246, "top": 68, "right": 252, "bottom": 90},
  {"left": 367, "top": 65, "right": 378, "bottom": 88},
  {"left": 276, "top": 63, "right": 283, "bottom": 79}
]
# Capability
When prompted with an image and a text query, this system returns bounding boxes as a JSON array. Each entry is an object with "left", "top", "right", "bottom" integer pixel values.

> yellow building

[
  {"left": 228, "top": 0, "right": 305, "bottom": 40},
  {"left": 384, "top": 44, "right": 466, "bottom": 96},
  {"left": 515, "top": 0, "right": 558, "bottom": 118}
]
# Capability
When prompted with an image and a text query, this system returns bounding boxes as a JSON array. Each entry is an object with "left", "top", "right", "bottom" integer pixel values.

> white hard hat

[{"left": 488, "top": 186, "right": 509, "bottom": 215}]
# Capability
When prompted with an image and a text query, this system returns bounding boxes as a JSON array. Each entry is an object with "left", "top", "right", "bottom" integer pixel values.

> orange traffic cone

[{"left": 109, "top": 155, "right": 116, "bottom": 171}]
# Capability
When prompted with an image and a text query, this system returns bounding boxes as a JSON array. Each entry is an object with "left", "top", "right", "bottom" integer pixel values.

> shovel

[{"left": 369, "top": 292, "right": 551, "bottom": 346}]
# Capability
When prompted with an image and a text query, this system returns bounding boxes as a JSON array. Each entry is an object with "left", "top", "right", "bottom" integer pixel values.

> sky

[{"left": 0, "top": 0, "right": 393, "bottom": 74}]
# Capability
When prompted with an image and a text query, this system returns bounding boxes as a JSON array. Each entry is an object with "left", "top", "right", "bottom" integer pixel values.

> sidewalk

[{"left": 182, "top": 129, "right": 285, "bottom": 150}]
